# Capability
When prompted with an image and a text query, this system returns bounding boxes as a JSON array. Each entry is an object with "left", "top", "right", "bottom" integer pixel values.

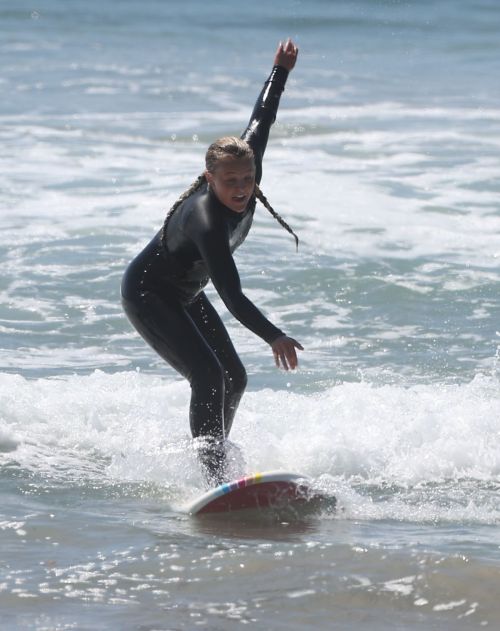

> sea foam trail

[{"left": 1, "top": 370, "right": 499, "bottom": 522}]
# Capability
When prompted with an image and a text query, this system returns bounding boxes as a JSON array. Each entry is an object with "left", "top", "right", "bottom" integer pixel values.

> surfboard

[{"left": 186, "top": 471, "right": 334, "bottom": 516}]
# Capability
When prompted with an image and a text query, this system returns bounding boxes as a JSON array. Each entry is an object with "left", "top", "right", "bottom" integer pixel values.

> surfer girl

[{"left": 121, "top": 39, "right": 302, "bottom": 485}]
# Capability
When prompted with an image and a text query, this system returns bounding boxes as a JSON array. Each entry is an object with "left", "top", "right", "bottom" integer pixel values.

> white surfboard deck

[{"left": 186, "top": 471, "right": 331, "bottom": 516}]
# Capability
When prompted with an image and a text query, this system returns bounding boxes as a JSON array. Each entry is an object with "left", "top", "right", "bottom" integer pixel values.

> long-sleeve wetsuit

[{"left": 121, "top": 65, "right": 289, "bottom": 482}]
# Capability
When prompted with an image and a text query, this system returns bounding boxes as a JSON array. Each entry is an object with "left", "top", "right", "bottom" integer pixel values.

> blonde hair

[{"left": 160, "top": 136, "right": 298, "bottom": 251}]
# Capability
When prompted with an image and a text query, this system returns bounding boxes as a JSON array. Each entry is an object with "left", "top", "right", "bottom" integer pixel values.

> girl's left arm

[{"left": 241, "top": 39, "right": 298, "bottom": 183}]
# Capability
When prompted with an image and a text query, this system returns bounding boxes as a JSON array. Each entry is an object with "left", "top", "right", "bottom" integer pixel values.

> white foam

[
  {"left": 2, "top": 100, "right": 499, "bottom": 268},
  {"left": 263, "top": 146, "right": 500, "bottom": 267},
  {"left": 1, "top": 370, "right": 499, "bottom": 521}
]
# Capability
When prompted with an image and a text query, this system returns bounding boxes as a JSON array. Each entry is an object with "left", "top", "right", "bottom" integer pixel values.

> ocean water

[{"left": 1, "top": 0, "right": 500, "bottom": 629}]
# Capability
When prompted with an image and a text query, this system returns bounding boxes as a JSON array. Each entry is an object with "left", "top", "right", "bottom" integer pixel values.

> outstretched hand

[
  {"left": 274, "top": 38, "right": 299, "bottom": 72},
  {"left": 271, "top": 335, "right": 304, "bottom": 371}
]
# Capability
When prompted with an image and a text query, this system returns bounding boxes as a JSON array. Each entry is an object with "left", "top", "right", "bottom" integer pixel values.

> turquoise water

[{"left": 1, "top": 1, "right": 500, "bottom": 629}]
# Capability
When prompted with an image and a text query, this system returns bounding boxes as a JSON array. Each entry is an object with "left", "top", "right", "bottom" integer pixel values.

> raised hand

[{"left": 274, "top": 38, "right": 299, "bottom": 72}]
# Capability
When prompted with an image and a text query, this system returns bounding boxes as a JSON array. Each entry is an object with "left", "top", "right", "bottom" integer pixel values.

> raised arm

[{"left": 241, "top": 39, "right": 298, "bottom": 183}]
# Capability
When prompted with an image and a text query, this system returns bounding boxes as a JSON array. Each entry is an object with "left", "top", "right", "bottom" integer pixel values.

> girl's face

[{"left": 205, "top": 157, "right": 256, "bottom": 213}]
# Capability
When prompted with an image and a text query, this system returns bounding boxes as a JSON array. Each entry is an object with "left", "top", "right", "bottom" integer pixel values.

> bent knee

[
  {"left": 191, "top": 355, "right": 225, "bottom": 389},
  {"left": 227, "top": 364, "right": 247, "bottom": 395}
]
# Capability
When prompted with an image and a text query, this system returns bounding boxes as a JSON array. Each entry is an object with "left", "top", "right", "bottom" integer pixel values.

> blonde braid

[
  {"left": 160, "top": 174, "right": 206, "bottom": 251},
  {"left": 254, "top": 183, "right": 299, "bottom": 251}
]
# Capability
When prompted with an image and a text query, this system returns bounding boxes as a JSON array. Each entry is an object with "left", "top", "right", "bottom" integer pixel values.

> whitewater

[{"left": 1, "top": 1, "right": 500, "bottom": 629}]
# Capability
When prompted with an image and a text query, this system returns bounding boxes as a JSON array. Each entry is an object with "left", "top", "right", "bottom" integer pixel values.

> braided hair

[
  {"left": 254, "top": 183, "right": 299, "bottom": 251},
  {"left": 160, "top": 136, "right": 299, "bottom": 251},
  {"left": 160, "top": 173, "right": 206, "bottom": 251}
]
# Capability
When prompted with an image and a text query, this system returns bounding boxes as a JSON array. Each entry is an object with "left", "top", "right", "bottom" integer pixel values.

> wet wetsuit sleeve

[
  {"left": 190, "top": 216, "right": 284, "bottom": 345},
  {"left": 241, "top": 65, "right": 289, "bottom": 184}
]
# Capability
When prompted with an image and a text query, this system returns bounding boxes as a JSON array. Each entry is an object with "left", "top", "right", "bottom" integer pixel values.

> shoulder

[{"left": 184, "top": 188, "right": 227, "bottom": 239}]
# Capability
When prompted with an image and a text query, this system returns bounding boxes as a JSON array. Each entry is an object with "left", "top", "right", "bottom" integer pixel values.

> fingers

[
  {"left": 280, "top": 351, "right": 290, "bottom": 371},
  {"left": 273, "top": 348, "right": 280, "bottom": 368},
  {"left": 274, "top": 38, "right": 298, "bottom": 71},
  {"left": 285, "top": 38, "right": 296, "bottom": 52},
  {"left": 279, "top": 38, "right": 297, "bottom": 50},
  {"left": 286, "top": 349, "right": 296, "bottom": 371},
  {"left": 273, "top": 347, "right": 290, "bottom": 370},
  {"left": 290, "top": 337, "right": 304, "bottom": 351},
  {"left": 271, "top": 337, "right": 302, "bottom": 371},
  {"left": 276, "top": 39, "right": 299, "bottom": 57}
]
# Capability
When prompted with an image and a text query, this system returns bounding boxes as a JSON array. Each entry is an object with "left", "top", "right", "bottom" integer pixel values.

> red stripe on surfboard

[{"left": 196, "top": 481, "right": 307, "bottom": 514}]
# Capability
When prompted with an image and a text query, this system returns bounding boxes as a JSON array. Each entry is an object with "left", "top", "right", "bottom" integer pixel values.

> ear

[{"left": 204, "top": 169, "right": 214, "bottom": 185}]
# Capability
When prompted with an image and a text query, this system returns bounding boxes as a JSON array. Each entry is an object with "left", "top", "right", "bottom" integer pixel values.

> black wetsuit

[{"left": 121, "top": 65, "right": 289, "bottom": 480}]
